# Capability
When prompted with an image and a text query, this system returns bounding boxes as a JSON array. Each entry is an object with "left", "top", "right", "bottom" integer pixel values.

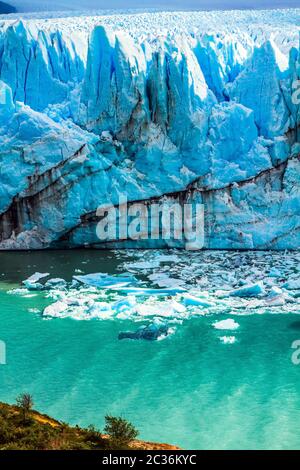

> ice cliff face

[{"left": 0, "top": 9, "right": 300, "bottom": 249}]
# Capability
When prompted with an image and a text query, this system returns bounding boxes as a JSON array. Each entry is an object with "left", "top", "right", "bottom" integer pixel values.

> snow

[{"left": 0, "top": 9, "right": 299, "bottom": 249}]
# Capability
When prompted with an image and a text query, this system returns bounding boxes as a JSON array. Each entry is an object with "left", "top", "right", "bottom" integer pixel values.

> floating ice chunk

[
  {"left": 70, "top": 280, "right": 80, "bottom": 288},
  {"left": 64, "top": 306, "right": 90, "bottom": 321},
  {"left": 157, "top": 327, "right": 176, "bottom": 341},
  {"left": 23, "top": 282, "right": 45, "bottom": 291},
  {"left": 88, "top": 303, "right": 113, "bottom": 320},
  {"left": 64, "top": 297, "right": 90, "bottom": 307},
  {"left": 114, "top": 287, "right": 186, "bottom": 296},
  {"left": 124, "top": 261, "right": 160, "bottom": 270},
  {"left": 283, "top": 279, "right": 300, "bottom": 290},
  {"left": 148, "top": 273, "right": 185, "bottom": 288},
  {"left": 112, "top": 297, "right": 137, "bottom": 319},
  {"left": 264, "top": 286, "right": 286, "bottom": 306},
  {"left": 136, "top": 304, "right": 162, "bottom": 317},
  {"left": 268, "top": 268, "right": 282, "bottom": 278},
  {"left": 213, "top": 319, "right": 240, "bottom": 330},
  {"left": 269, "top": 286, "right": 283, "bottom": 297},
  {"left": 28, "top": 308, "right": 41, "bottom": 314},
  {"left": 118, "top": 322, "right": 170, "bottom": 341},
  {"left": 44, "top": 278, "right": 67, "bottom": 289},
  {"left": 220, "top": 336, "right": 236, "bottom": 344},
  {"left": 7, "top": 288, "right": 30, "bottom": 296},
  {"left": 73, "top": 273, "right": 137, "bottom": 288},
  {"left": 23, "top": 272, "right": 50, "bottom": 284},
  {"left": 136, "top": 300, "right": 186, "bottom": 318},
  {"left": 171, "top": 301, "right": 186, "bottom": 313},
  {"left": 125, "top": 253, "right": 179, "bottom": 269},
  {"left": 229, "top": 282, "right": 265, "bottom": 298},
  {"left": 181, "top": 294, "right": 212, "bottom": 308},
  {"left": 112, "top": 296, "right": 136, "bottom": 310},
  {"left": 23, "top": 272, "right": 50, "bottom": 290},
  {"left": 265, "top": 295, "right": 286, "bottom": 306},
  {"left": 155, "top": 254, "right": 180, "bottom": 263},
  {"left": 43, "top": 301, "right": 68, "bottom": 317}
]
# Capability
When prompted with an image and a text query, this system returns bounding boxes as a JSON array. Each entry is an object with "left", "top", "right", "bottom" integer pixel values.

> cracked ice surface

[{"left": 0, "top": 9, "right": 300, "bottom": 249}]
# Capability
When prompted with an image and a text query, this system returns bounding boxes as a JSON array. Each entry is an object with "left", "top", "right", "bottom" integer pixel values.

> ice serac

[{"left": 0, "top": 9, "right": 300, "bottom": 249}]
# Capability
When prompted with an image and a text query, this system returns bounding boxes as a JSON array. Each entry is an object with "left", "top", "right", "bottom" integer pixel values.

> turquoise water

[{"left": 1, "top": 250, "right": 300, "bottom": 449}]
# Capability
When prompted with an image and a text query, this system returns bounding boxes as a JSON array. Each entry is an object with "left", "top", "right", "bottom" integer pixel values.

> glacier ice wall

[{"left": 0, "top": 9, "right": 300, "bottom": 249}]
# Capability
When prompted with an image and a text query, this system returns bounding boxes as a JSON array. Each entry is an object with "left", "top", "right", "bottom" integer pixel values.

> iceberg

[
  {"left": 0, "top": 9, "right": 299, "bottom": 250},
  {"left": 228, "top": 282, "right": 265, "bottom": 298},
  {"left": 44, "top": 278, "right": 67, "bottom": 289},
  {"left": 73, "top": 273, "right": 137, "bottom": 288},
  {"left": 23, "top": 272, "right": 49, "bottom": 284},
  {"left": 136, "top": 300, "right": 186, "bottom": 318},
  {"left": 23, "top": 272, "right": 49, "bottom": 290},
  {"left": 43, "top": 301, "right": 69, "bottom": 318},
  {"left": 181, "top": 294, "right": 212, "bottom": 308},
  {"left": 114, "top": 287, "right": 186, "bottom": 296},
  {"left": 283, "top": 279, "right": 300, "bottom": 290},
  {"left": 118, "top": 322, "right": 170, "bottom": 341}
]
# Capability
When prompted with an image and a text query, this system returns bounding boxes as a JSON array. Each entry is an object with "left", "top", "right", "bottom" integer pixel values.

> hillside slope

[{"left": 0, "top": 402, "right": 180, "bottom": 450}]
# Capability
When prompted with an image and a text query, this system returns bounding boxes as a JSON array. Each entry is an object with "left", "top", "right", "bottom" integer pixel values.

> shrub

[
  {"left": 83, "top": 424, "right": 108, "bottom": 449},
  {"left": 0, "top": 417, "right": 13, "bottom": 444},
  {"left": 16, "top": 394, "right": 34, "bottom": 423},
  {"left": 104, "top": 416, "right": 139, "bottom": 449}
]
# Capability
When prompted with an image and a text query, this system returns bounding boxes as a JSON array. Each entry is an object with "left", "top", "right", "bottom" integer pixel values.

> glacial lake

[{"left": 0, "top": 249, "right": 300, "bottom": 449}]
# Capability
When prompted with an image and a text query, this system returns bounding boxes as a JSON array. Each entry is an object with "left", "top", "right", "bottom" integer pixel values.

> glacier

[{"left": 0, "top": 8, "right": 300, "bottom": 249}]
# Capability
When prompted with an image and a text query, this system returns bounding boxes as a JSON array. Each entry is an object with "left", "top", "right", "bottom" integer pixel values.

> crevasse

[{"left": 0, "top": 9, "right": 299, "bottom": 249}]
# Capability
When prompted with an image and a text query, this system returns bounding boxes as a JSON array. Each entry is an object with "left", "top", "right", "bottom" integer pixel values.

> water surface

[{"left": 0, "top": 250, "right": 300, "bottom": 449}]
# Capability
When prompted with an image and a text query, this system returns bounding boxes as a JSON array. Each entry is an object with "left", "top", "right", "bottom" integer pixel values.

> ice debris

[
  {"left": 181, "top": 294, "right": 212, "bottom": 308},
  {"left": 213, "top": 319, "right": 240, "bottom": 330},
  {"left": 73, "top": 273, "right": 137, "bottom": 288},
  {"left": 23, "top": 272, "right": 49, "bottom": 290},
  {"left": 118, "top": 322, "right": 171, "bottom": 341},
  {"left": 220, "top": 336, "right": 236, "bottom": 344},
  {"left": 283, "top": 279, "right": 300, "bottom": 290},
  {"left": 44, "top": 278, "right": 67, "bottom": 289},
  {"left": 228, "top": 282, "right": 265, "bottom": 298},
  {"left": 114, "top": 287, "right": 186, "bottom": 296},
  {"left": 10, "top": 250, "right": 300, "bottom": 339}
]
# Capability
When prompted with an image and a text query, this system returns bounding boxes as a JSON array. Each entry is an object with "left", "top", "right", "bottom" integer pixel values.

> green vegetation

[
  {"left": 104, "top": 415, "right": 139, "bottom": 449},
  {"left": 16, "top": 394, "right": 34, "bottom": 424},
  {"left": 0, "top": 395, "right": 139, "bottom": 450}
]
